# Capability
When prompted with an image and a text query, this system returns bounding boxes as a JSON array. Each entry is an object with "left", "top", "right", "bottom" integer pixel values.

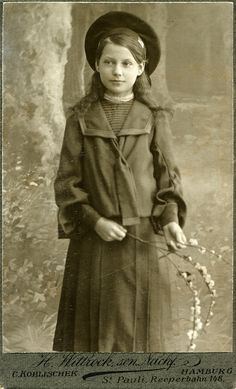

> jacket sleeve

[
  {"left": 54, "top": 113, "right": 101, "bottom": 239},
  {"left": 150, "top": 109, "right": 187, "bottom": 230}
]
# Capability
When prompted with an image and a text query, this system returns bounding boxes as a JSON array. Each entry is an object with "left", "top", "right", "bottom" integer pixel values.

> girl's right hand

[{"left": 95, "top": 217, "right": 127, "bottom": 242}]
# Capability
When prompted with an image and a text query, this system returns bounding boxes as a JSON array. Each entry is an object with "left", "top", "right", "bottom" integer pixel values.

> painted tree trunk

[{"left": 4, "top": 3, "right": 72, "bottom": 172}]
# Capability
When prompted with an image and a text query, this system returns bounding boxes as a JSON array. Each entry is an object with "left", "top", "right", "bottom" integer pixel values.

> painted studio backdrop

[{"left": 3, "top": 3, "right": 233, "bottom": 352}]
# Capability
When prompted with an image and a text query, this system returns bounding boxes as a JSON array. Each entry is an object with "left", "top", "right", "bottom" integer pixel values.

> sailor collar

[{"left": 78, "top": 100, "right": 153, "bottom": 138}]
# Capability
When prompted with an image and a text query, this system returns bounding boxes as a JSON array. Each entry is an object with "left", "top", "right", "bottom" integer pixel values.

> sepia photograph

[{"left": 2, "top": 0, "right": 233, "bottom": 375}]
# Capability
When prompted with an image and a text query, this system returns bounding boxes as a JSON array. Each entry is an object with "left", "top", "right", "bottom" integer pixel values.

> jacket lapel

[
  {"left": 79, "top": 101, "right": 115, "bottom": 138},
  {"left": 119, "top": 100, "right": 153, "bottom": 136}
]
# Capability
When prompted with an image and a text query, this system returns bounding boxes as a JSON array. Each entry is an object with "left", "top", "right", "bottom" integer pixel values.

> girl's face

[{"left": 96, "top": 43, "right": 144, "bottom": 97}]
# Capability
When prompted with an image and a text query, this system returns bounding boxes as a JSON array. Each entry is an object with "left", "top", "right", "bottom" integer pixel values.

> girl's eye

[
  {"left": 123, "top": 61, "right": 133, "bottom": 67},
  {"left": 103, "top": 60, "right": 133, "bottom": 66},
  {"left": 104, "top": 59, "right": 113, "bottom": 65}
]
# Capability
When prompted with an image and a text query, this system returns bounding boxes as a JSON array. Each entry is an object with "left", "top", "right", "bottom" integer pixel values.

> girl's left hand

[{"left": 163, "top": 221, "right": 187, "bottom": 251}]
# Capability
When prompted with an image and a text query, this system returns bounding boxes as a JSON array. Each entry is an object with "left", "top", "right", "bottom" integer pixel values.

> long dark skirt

[{"left": 53, "top": 218, "right": 182, "bottom": 352}]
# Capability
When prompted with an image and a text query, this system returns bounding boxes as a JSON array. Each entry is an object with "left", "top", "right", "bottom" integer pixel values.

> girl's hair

[{"left": 72, "top": 32, "right": 171, "bottom": 116}]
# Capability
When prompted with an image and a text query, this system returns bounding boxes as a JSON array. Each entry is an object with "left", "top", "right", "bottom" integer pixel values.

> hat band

[{"left": 137, "top": 37, "right": 145, "bottom": 49}]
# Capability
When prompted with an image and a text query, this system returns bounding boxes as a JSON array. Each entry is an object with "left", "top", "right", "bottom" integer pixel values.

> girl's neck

[{"left": 104, "top": 91, "right": 134, "bottom": 103}]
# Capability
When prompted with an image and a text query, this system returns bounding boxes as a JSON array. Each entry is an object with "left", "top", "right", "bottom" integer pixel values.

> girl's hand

[
  {"left": 163, "top": 221, "right": 187, "bottom": 251},
  {"left": 95, "top": 217, "right": 127, "bottom": 242}
]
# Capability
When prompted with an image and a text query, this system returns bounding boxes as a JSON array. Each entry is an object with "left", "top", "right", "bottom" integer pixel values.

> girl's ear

[{"left": 137, "top": 62, "right": 145, "bottom": 76}]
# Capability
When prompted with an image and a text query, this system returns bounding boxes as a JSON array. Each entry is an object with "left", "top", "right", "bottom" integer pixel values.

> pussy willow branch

[
  {"left": 184, "top": 243, "right": 230, "bottom": 265},
  {"left": 127, "top": 232, "right": 230, "bottom": 265},
  {"left": 153, "top": 245, "right": 202, "bottom": 352},
  {"left": 181, "top": 255, "right": 216, "bottom": 328},
  {"left": 127, "top": 231, "right": 217, "bottom": 350},
  {"left": 157, "top": 247, "right": 203, "bottom": 351}
]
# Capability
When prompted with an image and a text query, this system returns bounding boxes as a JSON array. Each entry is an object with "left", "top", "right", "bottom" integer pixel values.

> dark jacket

[{"left": 54, "top": 100, "right": 186, "bottom": 238}]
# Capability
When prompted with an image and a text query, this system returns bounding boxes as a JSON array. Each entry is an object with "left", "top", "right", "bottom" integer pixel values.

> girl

[{"left": 53, "top": 11, "right": 187, "bottom": 352}]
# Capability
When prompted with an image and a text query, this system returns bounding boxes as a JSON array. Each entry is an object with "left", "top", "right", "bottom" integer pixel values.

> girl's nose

[{"left": 113, "top": 64, "right": 122, "bottom": 77}]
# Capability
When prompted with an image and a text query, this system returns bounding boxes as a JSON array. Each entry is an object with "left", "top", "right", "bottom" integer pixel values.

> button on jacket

[{"left": 54, "top": 99, "right": 187, "bottom": 238}]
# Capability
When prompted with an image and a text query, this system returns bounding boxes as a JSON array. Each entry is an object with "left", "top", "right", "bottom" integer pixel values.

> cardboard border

[{"left": 1, "top": 2, "right": 235, "bottom": 388}]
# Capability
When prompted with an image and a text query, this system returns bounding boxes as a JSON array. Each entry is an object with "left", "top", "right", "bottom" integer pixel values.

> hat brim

[{"left": 85, "top": 11, "right": 161, "bottom": 75}]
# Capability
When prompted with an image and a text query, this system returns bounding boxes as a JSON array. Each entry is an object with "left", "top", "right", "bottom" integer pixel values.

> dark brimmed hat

[{"left": 85, "top": 11, "right": 161, "bottom": 75}]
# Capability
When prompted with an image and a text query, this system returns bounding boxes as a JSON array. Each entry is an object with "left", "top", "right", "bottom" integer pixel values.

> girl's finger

[
  {"left": 115, "top": 224, "right": 127, "bottom": 233},
  {"left": 176, "top": 231, "right": 186, "bottom": 245},
  {"left": 176, "top": 242, "right": 186, "bottom": 249},
  {"left": 113, "top": 232, "right": 126, "bottom": 240},
  {"left": 109, "top": 231, "right": 118, "bottom": 239},
  {"left": 175, "top": 232, "right": 187, "bottom": 249},
  {"left": 107, "top": 234, "right": 123, "bottom": 241},
  {"left": 105, "top": 236, "right": 113, "bottom": 241},
  {"left": 113, "top": 226, "right": 127, "bottom": 238},
  {"left": 107, "top": 229, "right": 125, "bottom": 241},
  {"left": 167, "top": 240, "right": 178, "bottom": 251},
  {"left": 180, "top": 232, "right": 187, "bottom": 244}
]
